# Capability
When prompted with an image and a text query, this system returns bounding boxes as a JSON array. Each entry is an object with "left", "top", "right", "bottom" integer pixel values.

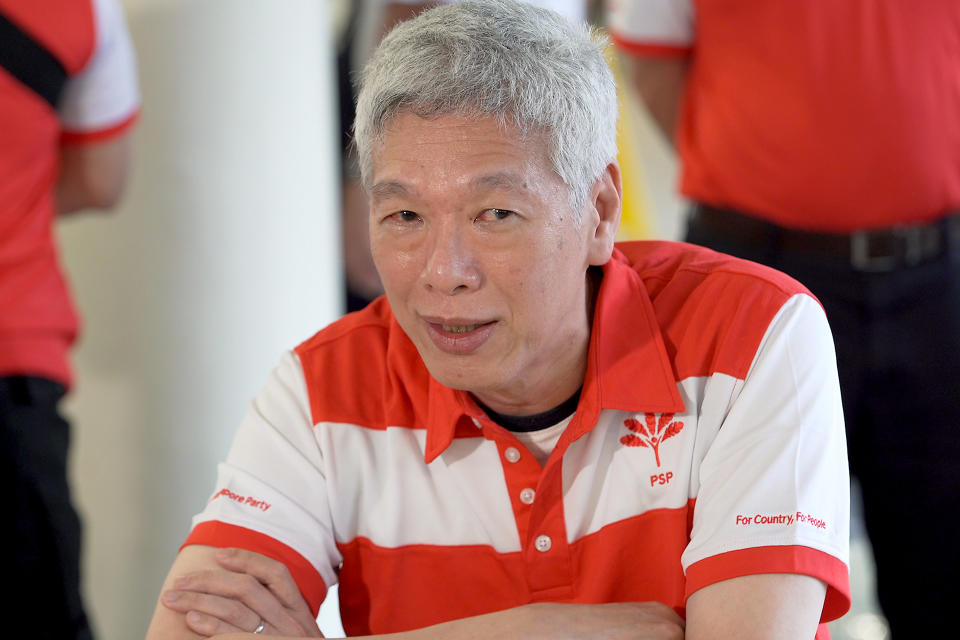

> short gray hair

[{"left": 353, "top": 0, "right": 618, "bottom": 214}]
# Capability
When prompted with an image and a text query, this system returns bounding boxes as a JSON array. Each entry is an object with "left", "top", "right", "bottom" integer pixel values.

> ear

[{"left": 584, "top": 161, "right": 623, "bottom": 266}]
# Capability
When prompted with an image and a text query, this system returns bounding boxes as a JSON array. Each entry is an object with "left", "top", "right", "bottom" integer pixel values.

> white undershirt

[{"left": 511, "top": 414, "right": 574, "bottom": 467}]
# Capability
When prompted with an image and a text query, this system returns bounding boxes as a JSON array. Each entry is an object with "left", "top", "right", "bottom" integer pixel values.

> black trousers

[
  {"left": 687, "top": 209, "right": 960, "bottom": 638},
  {"left": 1, "top": 376, "right": 93, "bottom": 640}
]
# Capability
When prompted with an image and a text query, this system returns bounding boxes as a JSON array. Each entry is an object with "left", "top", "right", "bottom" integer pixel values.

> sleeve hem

[
  {"left": 60, "top": 108, "right": 139, "bottom": 145},
  {"left": 610, "top": 33, "right": 693, "bottom": 58},
  {"left": 685, "top": 545, "right": 851, "bottom": 623},
  {"left": 183, "top": 520, "right": 329, "bottom": 616}
]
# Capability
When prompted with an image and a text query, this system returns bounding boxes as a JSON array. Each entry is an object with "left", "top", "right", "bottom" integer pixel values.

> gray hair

[{"left": 353, "top": 0, "right": 618, "bottom": 214}]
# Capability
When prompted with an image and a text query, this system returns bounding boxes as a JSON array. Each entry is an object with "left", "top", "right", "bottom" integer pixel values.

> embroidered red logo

[{"left": 620, "top": 413, "right": 684, "bottom": 467}]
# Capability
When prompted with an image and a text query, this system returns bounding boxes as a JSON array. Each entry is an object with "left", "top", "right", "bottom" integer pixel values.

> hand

[
  {"left": 501, "top": 602, "right": 684, "bottom": 640},
  {"left": 160, "top": 548, "right": 323, "bottom": 637}
]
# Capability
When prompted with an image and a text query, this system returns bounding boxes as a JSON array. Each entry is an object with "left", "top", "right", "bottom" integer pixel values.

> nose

[{"left": 421, "top": 220, "right": 482, "bottom": 295}]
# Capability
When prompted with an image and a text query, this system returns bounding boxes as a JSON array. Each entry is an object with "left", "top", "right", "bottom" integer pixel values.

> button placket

[
  {"left": 520, "top": 461, "right": 575, "bottom": 597},
  {"left": 496, "top": 439, "right": 543, "bottom": 548}
]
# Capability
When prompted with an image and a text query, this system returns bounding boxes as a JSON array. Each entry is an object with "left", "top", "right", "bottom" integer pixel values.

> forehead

[{"left": 370, "top": 113, "right": 558, "bottom": 197}]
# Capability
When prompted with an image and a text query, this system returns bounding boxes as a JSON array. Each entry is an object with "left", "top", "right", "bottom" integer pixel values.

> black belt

[
  {"left": 0, "top": 376, "right": 66, "bottom": 406},
  {"left": 690, "top": 204, "right": 960, "bottom": 272}
]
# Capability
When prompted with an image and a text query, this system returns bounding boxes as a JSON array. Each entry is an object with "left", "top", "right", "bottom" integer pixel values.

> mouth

[
  {"left": 440, "top": 323, "right": 488, "bottom": 334},
  {"left": 421, "top": 317, "right": 498, "bottom": 354}
]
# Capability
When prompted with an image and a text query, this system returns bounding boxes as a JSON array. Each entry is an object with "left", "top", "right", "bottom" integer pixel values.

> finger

[
  {"left": 215, "top": 548, "right": 321, "bottom": 636},
  {"left": 215, "top": 548, "right": 307, "bottom": 609},
  {"left": 174, "top": 569, "right": 308, "bottom": 636},
  {"left": 162, "top": 589, "right": 261, "bottom": 632},
  {"left": 183, "top": 609, "right": 249, "bottom": 637},
  {"left": 172, "top": 570, "right": 285, "bottom": 624}
]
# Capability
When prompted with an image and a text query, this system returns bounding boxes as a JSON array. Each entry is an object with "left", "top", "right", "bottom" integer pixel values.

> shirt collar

[{"left": 413, "top": 247, "right": 685, "bottom": 463}]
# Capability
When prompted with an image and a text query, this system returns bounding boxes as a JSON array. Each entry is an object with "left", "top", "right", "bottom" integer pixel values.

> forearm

[
  {"left": 619, "top": 53, "right": 688, "bottom": 144},
  {"left": 355, "top": 606, "right": 545, "bottom": 640},
  {"left": 209, "top": 614, "right": 503, "bottom": 640},
  {"left": 154, "top": 548, "right": 684, "bottom": 639},
  {"left": 146, "top": 551, "right": 214, "bottom": 640},
  {"left": 212, "top": 601, "right": 684, "bottom": 640},
  {"left": 56, "top": 134, "right": 132, "bottom": 214},
  {"left": 148, "top": 546, "right": 324, "bottom": 639},
  {"left": 211, "top": 608, "right": 531, "bottom": 640},
  {"left": 685, "top": 574, "right": 827, "bottom": 640}
]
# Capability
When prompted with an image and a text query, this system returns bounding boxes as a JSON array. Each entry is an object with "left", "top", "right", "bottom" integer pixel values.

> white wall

[{"left": 58, "top": 2, "right": 342, "bottom": 638}]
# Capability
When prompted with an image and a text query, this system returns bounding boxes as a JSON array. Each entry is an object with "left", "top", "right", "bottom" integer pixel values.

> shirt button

[
  {"left": 519, "top": 488, "right": 535, "bottom": 505},
  {"left": 471, "top": 417, "right": 482, "bottom": 429},
  {"left": 534, "top": 535, "right": 552, "bottom": 552},
  {"left": 504, "top": 447, "right": 521, "bottom": 463}
]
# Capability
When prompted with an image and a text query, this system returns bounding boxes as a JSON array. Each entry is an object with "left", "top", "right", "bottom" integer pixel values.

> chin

[
  {"left": 426, "top": 364, "right": 482, "bottom": 391},
  {"left": 422, "top": 355, "right": 497, "bottom": 394}
]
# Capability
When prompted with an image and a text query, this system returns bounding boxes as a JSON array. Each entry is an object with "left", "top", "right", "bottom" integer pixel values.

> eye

[
  {"left": 476, "top": 208, "right": 514, "bottom": 222},
  {"left": 385, "top": 210, "right": 422, "bottom": 225}
]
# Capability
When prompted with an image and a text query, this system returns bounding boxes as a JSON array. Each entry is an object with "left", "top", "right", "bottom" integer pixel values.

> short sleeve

[
  {"left": 58, "top": 0, "right": 140, "bottom": 142},
  {"left": 183, "top": 351, "right": 342, "bottom": 616},
  {"left": 606, "top": 0, "right": 695, "bottom": 56},
  {"left": 681, "top": 294, "right": 851, "bottom": 622}
]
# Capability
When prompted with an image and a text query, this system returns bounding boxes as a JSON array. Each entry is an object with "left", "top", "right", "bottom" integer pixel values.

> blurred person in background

[
  {"left": 0, "top": 0, "right": 139, "bottom": 637},
  {"left": 609, "top": 1, "right": 960, "bottom": 636}
]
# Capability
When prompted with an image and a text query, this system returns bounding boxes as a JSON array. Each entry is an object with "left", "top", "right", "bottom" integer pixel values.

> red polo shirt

[
  {"left": 184, "top": 241, "right": 850, "bottom": 638},
  {"left": 0, "top": 0, "right": 139, "bottom": 385},
  {"left": 609, "top": 0, "right": 960, "bottom": 232}
]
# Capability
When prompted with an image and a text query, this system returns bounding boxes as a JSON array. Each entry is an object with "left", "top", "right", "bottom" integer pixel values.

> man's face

[{"left": 369, "top": 113, "right": 612, "bottom": 415}]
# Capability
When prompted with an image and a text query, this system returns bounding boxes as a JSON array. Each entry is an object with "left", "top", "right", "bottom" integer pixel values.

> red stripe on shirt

[
  {"left": 182, "top": 521, "right": 329, "bottom": 616},
  {"left": 61, "top": 109, "right": 140, "bottom": 145},
  {"left": 335, "top": 501, "right": 696, "bottom": 635},
  {"left": 685, "top": 544, "right": 851, "bottom": 622},
  {"left": 610, "top": 33, "right": 692, "bottom": 58},
  {"left": 336, "top": 536, "right": 529, "bottom": 635}
]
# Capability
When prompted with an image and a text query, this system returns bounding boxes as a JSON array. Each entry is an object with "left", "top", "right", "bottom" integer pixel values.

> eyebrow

[
  {"left": 469, "top": 171, "right": 530, "bottom": 193},
  {"left": 370, "top": 181, "right": 411, "bottom": 201},
  {"left": 370, "top": 171, "right": 531, "bottom": 203}
]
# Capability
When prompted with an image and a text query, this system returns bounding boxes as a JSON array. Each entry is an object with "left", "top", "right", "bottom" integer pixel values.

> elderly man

[{"left": 146, "top": 2, "right": 849, "bottom": 638}]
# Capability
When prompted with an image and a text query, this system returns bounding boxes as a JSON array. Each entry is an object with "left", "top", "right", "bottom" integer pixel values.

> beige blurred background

[
  {"left": 59, "top": 1, "right": 342, "bottom": 638},
  {"left": 55, "top": 1, "right": 884, "bottom": 639}
]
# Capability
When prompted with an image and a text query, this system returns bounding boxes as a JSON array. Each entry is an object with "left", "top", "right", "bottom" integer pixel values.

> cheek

[
  {"left": 519, "top": 247, "right": 588, "bottom": 316},
  {"left": 371, "top": 242, "right": 420, "bottom": 292}
]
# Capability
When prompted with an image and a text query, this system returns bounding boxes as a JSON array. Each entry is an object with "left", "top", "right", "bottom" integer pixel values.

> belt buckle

[{"left": 850, "top": 226, "right": 937, "bottom": 272}]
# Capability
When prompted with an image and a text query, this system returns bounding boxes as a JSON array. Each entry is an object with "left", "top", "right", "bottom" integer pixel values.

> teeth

[{"left": 442, "top": 324, "right": 480, "bottom": 334}]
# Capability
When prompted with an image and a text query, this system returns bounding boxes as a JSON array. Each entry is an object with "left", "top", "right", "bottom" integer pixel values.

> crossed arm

[
  {"left": 617, "top": 52, "right": 688, "bottom": 144},
  {"left": 146, "top": 545, "right": 826, "bottom": 640}
]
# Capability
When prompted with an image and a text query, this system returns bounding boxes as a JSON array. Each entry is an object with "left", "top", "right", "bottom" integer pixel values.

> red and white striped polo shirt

[{"left": 184, "top": 241, "right": 851, "bottom": 637}]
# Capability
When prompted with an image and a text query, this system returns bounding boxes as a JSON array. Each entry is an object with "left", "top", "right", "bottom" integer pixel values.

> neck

[
  {"left": 470, "top": 267, "right": 602, "bottom": 415},
  {"left": 475, "top": 387, "right": 582, "bottom": 432}
]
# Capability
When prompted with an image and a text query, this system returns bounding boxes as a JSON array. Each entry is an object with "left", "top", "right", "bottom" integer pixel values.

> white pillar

[{"left": 58, "top": 2, "right": 342, "bottom": 638}]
